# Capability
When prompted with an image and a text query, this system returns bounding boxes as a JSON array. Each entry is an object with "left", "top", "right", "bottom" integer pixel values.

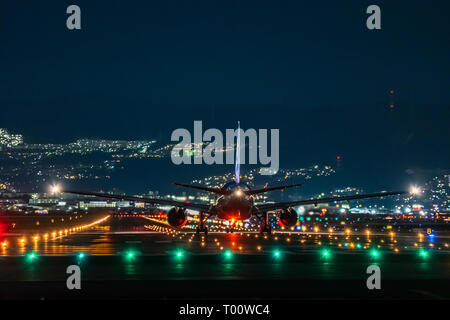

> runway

[{"left": 0, "top": 216, "right": 449, "bottom": 299}]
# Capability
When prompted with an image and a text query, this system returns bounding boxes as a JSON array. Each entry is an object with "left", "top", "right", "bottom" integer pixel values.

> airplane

[{"left": 59, "top": 122, "right": 413, "bottom": 234}]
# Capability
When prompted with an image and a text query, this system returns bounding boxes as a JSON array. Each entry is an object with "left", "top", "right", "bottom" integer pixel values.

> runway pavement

[{"left": 0, "top": 216, "right": 449, "bottom": 299}]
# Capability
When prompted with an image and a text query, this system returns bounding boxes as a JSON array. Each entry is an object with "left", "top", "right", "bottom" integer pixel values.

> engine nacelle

[
  {"left": 278, "top": 207, "right": 298, "bottom": 228},
  {"left": 167, "top": 207, "right": 187, "bottom": 227}
]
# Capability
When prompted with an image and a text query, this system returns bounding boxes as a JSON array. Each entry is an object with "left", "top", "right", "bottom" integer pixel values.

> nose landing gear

[
  {"left": 225, "top": 219, "right": 237, "bottom": 233},
  {"left": 259, "top": 212, "right": 272, "bottom": 234},
  {"left": 259, "top": 223, "right": 272, "bottom": 234},
  {"left": 196, "top": 212, "right": 208, "bottom": 235}
]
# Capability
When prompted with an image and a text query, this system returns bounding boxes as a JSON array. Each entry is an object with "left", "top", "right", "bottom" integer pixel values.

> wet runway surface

[{"left": 0, "top": 216, "right": 449, "bottom": 299}]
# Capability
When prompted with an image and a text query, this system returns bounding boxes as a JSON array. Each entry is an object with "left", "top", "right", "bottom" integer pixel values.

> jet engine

[
  {"left": 278, "top": 207, "right": 298, "bottom": 228},
  {"left": 167, "top": 207, "right": 187, "bottom": 227}
]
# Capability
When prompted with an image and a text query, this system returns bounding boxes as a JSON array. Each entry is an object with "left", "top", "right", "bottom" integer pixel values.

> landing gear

[
  {"left": 259, "top": 212, "right": 272, "bottom": 234},
  {"left": 196, "top": 225, "right": 208, "bottom": 235},
  {"left": 196, "top": 212, "right": 208, "bottom": 235},
  {"left": 225, "top": 219, "right": 237, "bottom": 233},
  {"left": 259, "top": 223, "right": 271, "bottom": 234}
]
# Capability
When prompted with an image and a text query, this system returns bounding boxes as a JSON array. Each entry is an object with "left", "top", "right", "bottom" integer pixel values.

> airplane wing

[
  {"left": 63, "top": 189, "right": 213, "bottom": 213},
  {"left": 254, "top": 190, "right": 408, "bottom": 212},
  {"left": 173, "top": 183, "right": 230, "bottom": 195}
]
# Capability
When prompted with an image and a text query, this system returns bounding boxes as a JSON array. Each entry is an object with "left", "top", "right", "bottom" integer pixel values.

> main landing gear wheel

[
  {"left": 196, "top": 212, "right": 208, "bottom": 235},
  {"left": 259, "top": 224, "right": 272, "bottom": 234},
  {"left": 196, "top": 225, "right": 208, "bottom": 235}
]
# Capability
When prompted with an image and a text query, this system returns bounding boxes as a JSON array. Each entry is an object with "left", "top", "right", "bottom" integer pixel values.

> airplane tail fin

[
  {"left": 235, "top": 121, "right": 241, "bottom": 184},
  {"left": 244, "top": 183, "right": 304, "bottom": 195}
]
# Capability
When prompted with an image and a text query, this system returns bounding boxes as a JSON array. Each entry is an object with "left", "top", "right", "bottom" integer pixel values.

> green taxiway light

[
  {"left": 322, "top": 250, "right": 329, "bottom": 257},
  {"left": 224, "top": 250, "right": 232, "bottom": 258},
  {"left": 78, "top": 253, "right": 85, "bottom": 259},
  {"left": 420, "top": 250, "right": 428, "bottom": 258},
  {"left": 273, "top": 250, "right": 280, "bottom": 257},
  {"left": 27, "top": 253, "right": 37, "bottom": 261},
  {"left": 371, "top": 250, "right": 378, "bottom": 257}
]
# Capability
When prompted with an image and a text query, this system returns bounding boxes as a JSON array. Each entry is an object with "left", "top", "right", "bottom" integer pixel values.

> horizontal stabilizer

[
  {"left": 174, "top": 183, "right": 230, "bottom": 195},
  {"left": 245, "top": 183, "right": 304, "bottom": 195}
]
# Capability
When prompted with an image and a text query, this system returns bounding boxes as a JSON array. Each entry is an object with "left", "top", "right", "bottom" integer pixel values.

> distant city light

[{"left": 410, "top": 186, "right": 421, "bottom": 195}]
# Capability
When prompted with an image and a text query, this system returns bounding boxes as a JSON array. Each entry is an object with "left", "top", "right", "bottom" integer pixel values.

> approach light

[{"left": 235, "top": 189, "right": 243, "bottom": 197}]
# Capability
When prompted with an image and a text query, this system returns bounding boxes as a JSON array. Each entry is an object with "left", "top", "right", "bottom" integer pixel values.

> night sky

[{"left": 1, "top": 1, "right": 449, "bottom": 193}]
